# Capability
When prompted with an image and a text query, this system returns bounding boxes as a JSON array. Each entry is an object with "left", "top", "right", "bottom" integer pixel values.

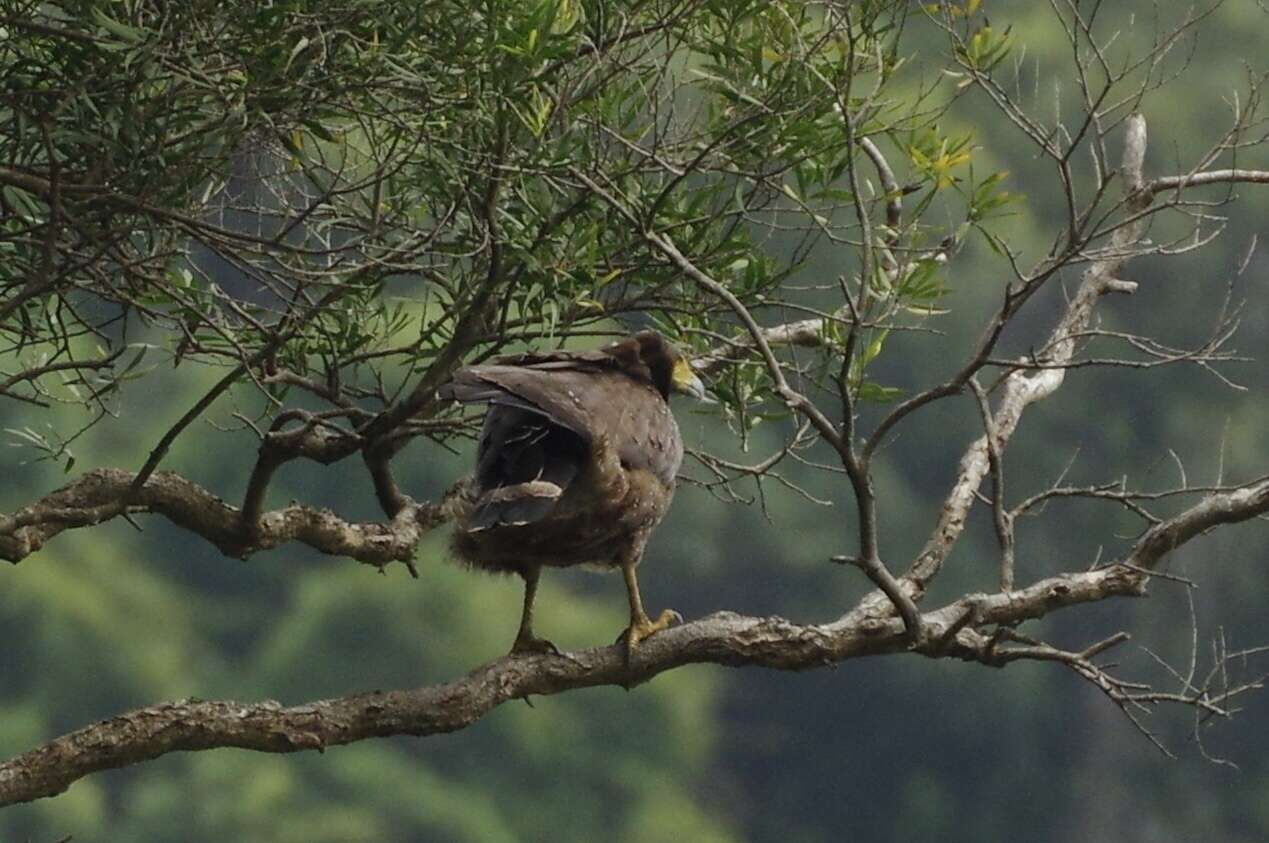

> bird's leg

[
  {"left": 619, "top": 554, "right": 681, "bottom": 655},
  {"left": 510, "top": 566, "right": 559, "bottom": 655}
]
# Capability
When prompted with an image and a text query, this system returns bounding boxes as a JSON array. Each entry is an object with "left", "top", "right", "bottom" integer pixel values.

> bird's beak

[{"left": 671, "top": 359, "right": 714, "bottom": 402}]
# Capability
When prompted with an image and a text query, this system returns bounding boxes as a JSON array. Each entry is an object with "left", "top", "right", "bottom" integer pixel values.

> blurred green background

[{"left": 2, "top": 3, "right": 1268, "bottom": 841}]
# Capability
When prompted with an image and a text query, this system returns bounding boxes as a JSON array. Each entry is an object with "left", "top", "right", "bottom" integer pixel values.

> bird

[{"left": 437, "top": 330, "right": 709, "bottom": 656}]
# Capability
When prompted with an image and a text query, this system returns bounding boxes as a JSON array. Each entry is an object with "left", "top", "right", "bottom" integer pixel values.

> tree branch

[
  {"left": 1129, "top": 478, "right": 1269, "bottom": 569},
  {"left": 0, "top": 468, "right": 451, "bottom": 567},
  {"left": 1147, "top": 168, "right": 1269, "bottom": 196},
  {"left": 0, "top": 562, "right": 1149, "bottom": 808},
  {"left": 902, "top": 114, "right": 1152, "bottom": 593},
  {"left": 19, "top": 459, "right": 1255, "bottom": 809}
]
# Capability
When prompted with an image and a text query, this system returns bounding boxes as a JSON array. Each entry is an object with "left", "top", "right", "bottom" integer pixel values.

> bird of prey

[{"left": 438, "top": 331, "right": 708, "bottom": 656}]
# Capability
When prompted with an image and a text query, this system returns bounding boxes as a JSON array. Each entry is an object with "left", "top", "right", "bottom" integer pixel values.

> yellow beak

[{"left": 670, "top": 358, "right": 711, "bottom": 402}]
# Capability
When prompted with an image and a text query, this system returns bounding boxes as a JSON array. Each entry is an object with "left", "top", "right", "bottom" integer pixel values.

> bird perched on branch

[{"left": 438, "top": 331, "right": 708, "bottom": 656}]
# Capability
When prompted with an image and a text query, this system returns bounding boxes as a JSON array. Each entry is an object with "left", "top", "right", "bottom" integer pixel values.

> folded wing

[{"left": 438, "top": 356, "right": 682, "bottom": 530}]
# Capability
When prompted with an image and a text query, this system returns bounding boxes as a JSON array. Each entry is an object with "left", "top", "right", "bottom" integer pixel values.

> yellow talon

[{"left": 622, "top": 608, "right": 683, "bottom": 654}]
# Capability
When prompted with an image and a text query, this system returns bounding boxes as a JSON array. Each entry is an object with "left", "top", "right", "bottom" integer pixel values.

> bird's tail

[{"left": 465, "top": 480, "right": 563, "bottom": 531}]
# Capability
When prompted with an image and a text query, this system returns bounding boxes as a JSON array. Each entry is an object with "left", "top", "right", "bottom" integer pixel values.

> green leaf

[
  {"left": 856, "top": 382, "right": 904, "bottom": 403},
  {"left": 92, "top": 9, "right": 146, "bottom": 44}
]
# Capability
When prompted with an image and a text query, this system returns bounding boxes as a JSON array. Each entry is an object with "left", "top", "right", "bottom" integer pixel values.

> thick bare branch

[
  {"left": 1129, "top": 478, "right": 1269, "bottom": 569},
  {"left": 0, "top": 468, "right": 450, "bottom": 567},
  {"left": 0, "top": 562, "right": 1147, "bottom": 808}
]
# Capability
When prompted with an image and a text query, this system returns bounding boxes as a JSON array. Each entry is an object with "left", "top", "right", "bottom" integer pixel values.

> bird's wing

[
  {"left": 442, "top": 357, "right": 684, "bottom": 488},
  {"left": 439, "top": 364, "right": 602, "bottom": 442},
  {"left": 487, "top": 347, "right": 618, "bottom": 369}
]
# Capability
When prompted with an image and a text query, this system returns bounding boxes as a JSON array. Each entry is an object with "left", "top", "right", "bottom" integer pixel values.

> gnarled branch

[
  {"left": 0, "top": 467, "right": 453, "bottom": 567},
  {"left": 0, "top": 563, "right": 1147, "bottom": 808}
]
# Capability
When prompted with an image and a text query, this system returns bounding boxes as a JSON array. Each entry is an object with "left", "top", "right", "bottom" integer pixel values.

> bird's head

[{"left": 628, "top": 330, "right": 710, "bottom": 402}]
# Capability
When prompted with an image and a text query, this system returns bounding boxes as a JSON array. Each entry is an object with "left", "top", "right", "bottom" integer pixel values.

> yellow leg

[
  {"left": 620, "top": 556, "right": 681, "bottom": 654},
  {"left": 510, "top": 567, "right": 558, "bottom": 655}
]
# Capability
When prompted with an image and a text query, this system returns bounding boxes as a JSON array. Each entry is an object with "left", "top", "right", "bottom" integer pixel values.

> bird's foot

[
  {"left": 510, "top": 633, "right": 561, "bottom": 657},
  {"left": 619, "top": 609, "right": 683, "bottom": 658}
]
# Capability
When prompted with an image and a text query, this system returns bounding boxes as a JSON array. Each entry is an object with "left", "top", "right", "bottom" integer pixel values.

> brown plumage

[{"left": 438, "top": 331, "right": 707, "bottom": 655}]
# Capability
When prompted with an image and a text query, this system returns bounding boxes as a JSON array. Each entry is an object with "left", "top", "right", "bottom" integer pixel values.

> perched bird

[{"left": 438, "top": 331, "right": 708, "bottom": 655}]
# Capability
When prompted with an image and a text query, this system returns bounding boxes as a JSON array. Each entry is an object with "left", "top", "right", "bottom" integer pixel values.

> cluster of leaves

[{"left": 1, "top": 0, "right": 1021, "bottom": 463}]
